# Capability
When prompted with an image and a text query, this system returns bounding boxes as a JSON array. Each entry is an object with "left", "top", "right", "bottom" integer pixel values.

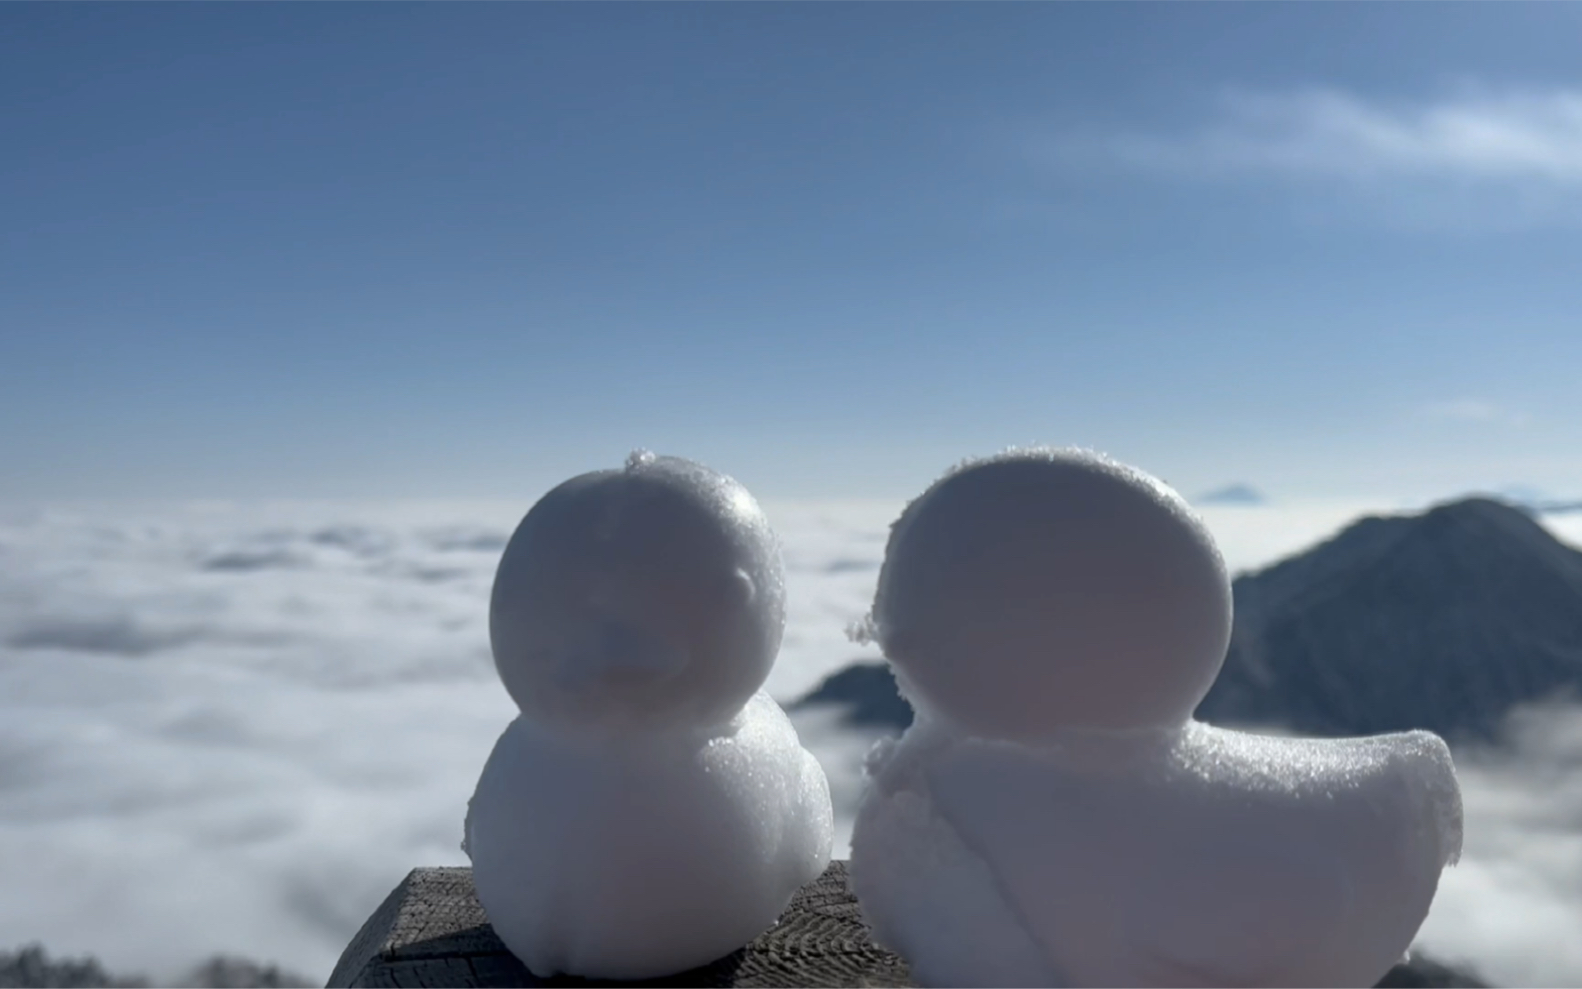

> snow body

[
  {"left": 468, "top": 690, "right": 833, "bottom": 980},
  {"left": 466, "top": 453, "right": 833, "bottom": 979},
  {"left": 849, "top": 448, "right": 1463, "bottom": 988},
  {"left": 853, "top": 715, "right": 1461, "bottom": 988}
]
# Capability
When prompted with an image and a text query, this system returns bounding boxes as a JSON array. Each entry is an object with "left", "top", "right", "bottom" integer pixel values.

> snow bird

[
  {"left": 465, "top": 452, "right": 833, "bottom": 980},
  {"left": 850, "top": 448, "right": 1463, "bottom": 988}
]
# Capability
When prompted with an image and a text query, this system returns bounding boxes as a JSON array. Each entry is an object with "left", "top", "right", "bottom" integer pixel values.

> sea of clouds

[{"left": 2, "top": 495, "right": 1581, "bottom": 986}]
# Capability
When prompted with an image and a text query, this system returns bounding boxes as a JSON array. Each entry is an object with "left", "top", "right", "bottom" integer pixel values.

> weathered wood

[
  {"left": 326, "top": 861, "right": 915, "bottom": 988},
  {"left": 327, "top": 861, "right": 1481, "bottom": 988}
]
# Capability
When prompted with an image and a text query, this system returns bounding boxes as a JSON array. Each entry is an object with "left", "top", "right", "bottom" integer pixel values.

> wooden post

[
  {"left": 327, "top": 861, "right": 914, "bottom": 988},
  {"left": 327, "top": 860, "right": 1481, "bottom": 988}
]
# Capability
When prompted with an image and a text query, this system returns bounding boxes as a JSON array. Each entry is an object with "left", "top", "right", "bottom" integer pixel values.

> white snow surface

[
  {"left": 853, "top": 716, "right": 1462, "bottom": 988},
  {"left": 466, "top": 691, "right": 832, "bottom": 980},
  {"left": 0, "top": 494, "right": 1579, "bottom": 985},
  {"left": 468, "top": 455, "right": 831, "bottom": 978}
]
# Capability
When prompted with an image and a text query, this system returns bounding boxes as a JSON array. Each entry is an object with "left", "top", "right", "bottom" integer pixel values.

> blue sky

[{"left": 5, "top": 4, "right": 1582, "bottom": 502}]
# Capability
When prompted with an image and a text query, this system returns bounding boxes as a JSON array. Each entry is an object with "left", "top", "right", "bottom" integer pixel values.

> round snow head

[
  {"left": 872, "top": 449, "right": 1231, "bottom": 738},
  {"left": 490, "top": 453, "right": 785, "bottom": 731}
]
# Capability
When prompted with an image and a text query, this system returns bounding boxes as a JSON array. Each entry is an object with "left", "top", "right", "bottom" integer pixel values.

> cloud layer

[
  {"left": 1101, "top": 89, "right": 1582, "bottom": 182},
  {"left": 1, "top": 496, "right": 1581, "bottom": 985},
  {"left": 1049, "top": 86, "right": 1582, "bottom": 229},
  {"left": 0, "top": 498, "right": 896, "bottom": 984},
  {"left": 1417, "top": 399, "right": 1532, "bottom": 427}
]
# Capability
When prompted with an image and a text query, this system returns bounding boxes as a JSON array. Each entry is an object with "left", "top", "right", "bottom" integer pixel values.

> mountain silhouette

[
  {"left": 791, "top": 662, "right": 914, "bottom": 730},
  {"left": 793, "top": 497, "right": 1582, "bottom": 742},
  {"left": 1196, "top": 483, "right": 1268, "bottom": 506},
  {"left": 1199, "top": 497, "right": 1582, "bottom": 740}
]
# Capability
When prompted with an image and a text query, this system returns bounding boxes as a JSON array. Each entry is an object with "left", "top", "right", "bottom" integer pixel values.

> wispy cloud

[
  {"left": 1417, "top": 399, "right": 1532, "bottom": 427},
  {"left": 1048, "top": 87, "right": 1582, "bottom": 229},
  {"left": 1074, "top": 88, "right": 1582, "bottom": 182}
]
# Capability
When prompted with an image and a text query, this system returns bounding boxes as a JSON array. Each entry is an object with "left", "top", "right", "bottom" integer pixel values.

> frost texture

[
  {"left": 624, "top": 448, "right": 657, "bottom": 470},
  {"left": 850, "top": 448, "right": 1464, "bottom": 988},
  {"left": 466, "top": 454, "right": 832, "bottom": 979},
  {"left": 468, "top": 694, "right": 833, "bottom": 980}
]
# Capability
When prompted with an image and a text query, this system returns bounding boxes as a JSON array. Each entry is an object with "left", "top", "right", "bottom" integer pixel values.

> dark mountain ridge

[
  {"left": 1200, "top": 497, "right": 1582, "bottom": 740},
  {"left": 794, "top": 497, "right": 1582, "bottom": 743}
]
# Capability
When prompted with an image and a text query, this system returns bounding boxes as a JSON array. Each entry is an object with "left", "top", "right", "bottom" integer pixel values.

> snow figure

[
  {"left": 464, "top": 452, "right": 834, "bottom": 980},
  {"left": 849, "top": 448, "right": 1463, "bottom": 989}
]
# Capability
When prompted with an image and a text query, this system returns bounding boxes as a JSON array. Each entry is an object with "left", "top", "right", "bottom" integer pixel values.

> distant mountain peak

[
  {"left": 1412, "top": 496, "right": 1553, "bottom": 550},
  {"left": 790, "top": 662, "right": 913, "bottom": 730},
  {"left": 1201, "top": 495, "right": 1582, "bottom": 741},
  {"left": 1480, "top": 486, "right": 1582, "bottom": 516},
  {"left": 1196, "top": 484, "right": 1268, "bottom": 506},
  {"left": 1423, "top": 495, "right": 1535, "bottom": 521}
]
